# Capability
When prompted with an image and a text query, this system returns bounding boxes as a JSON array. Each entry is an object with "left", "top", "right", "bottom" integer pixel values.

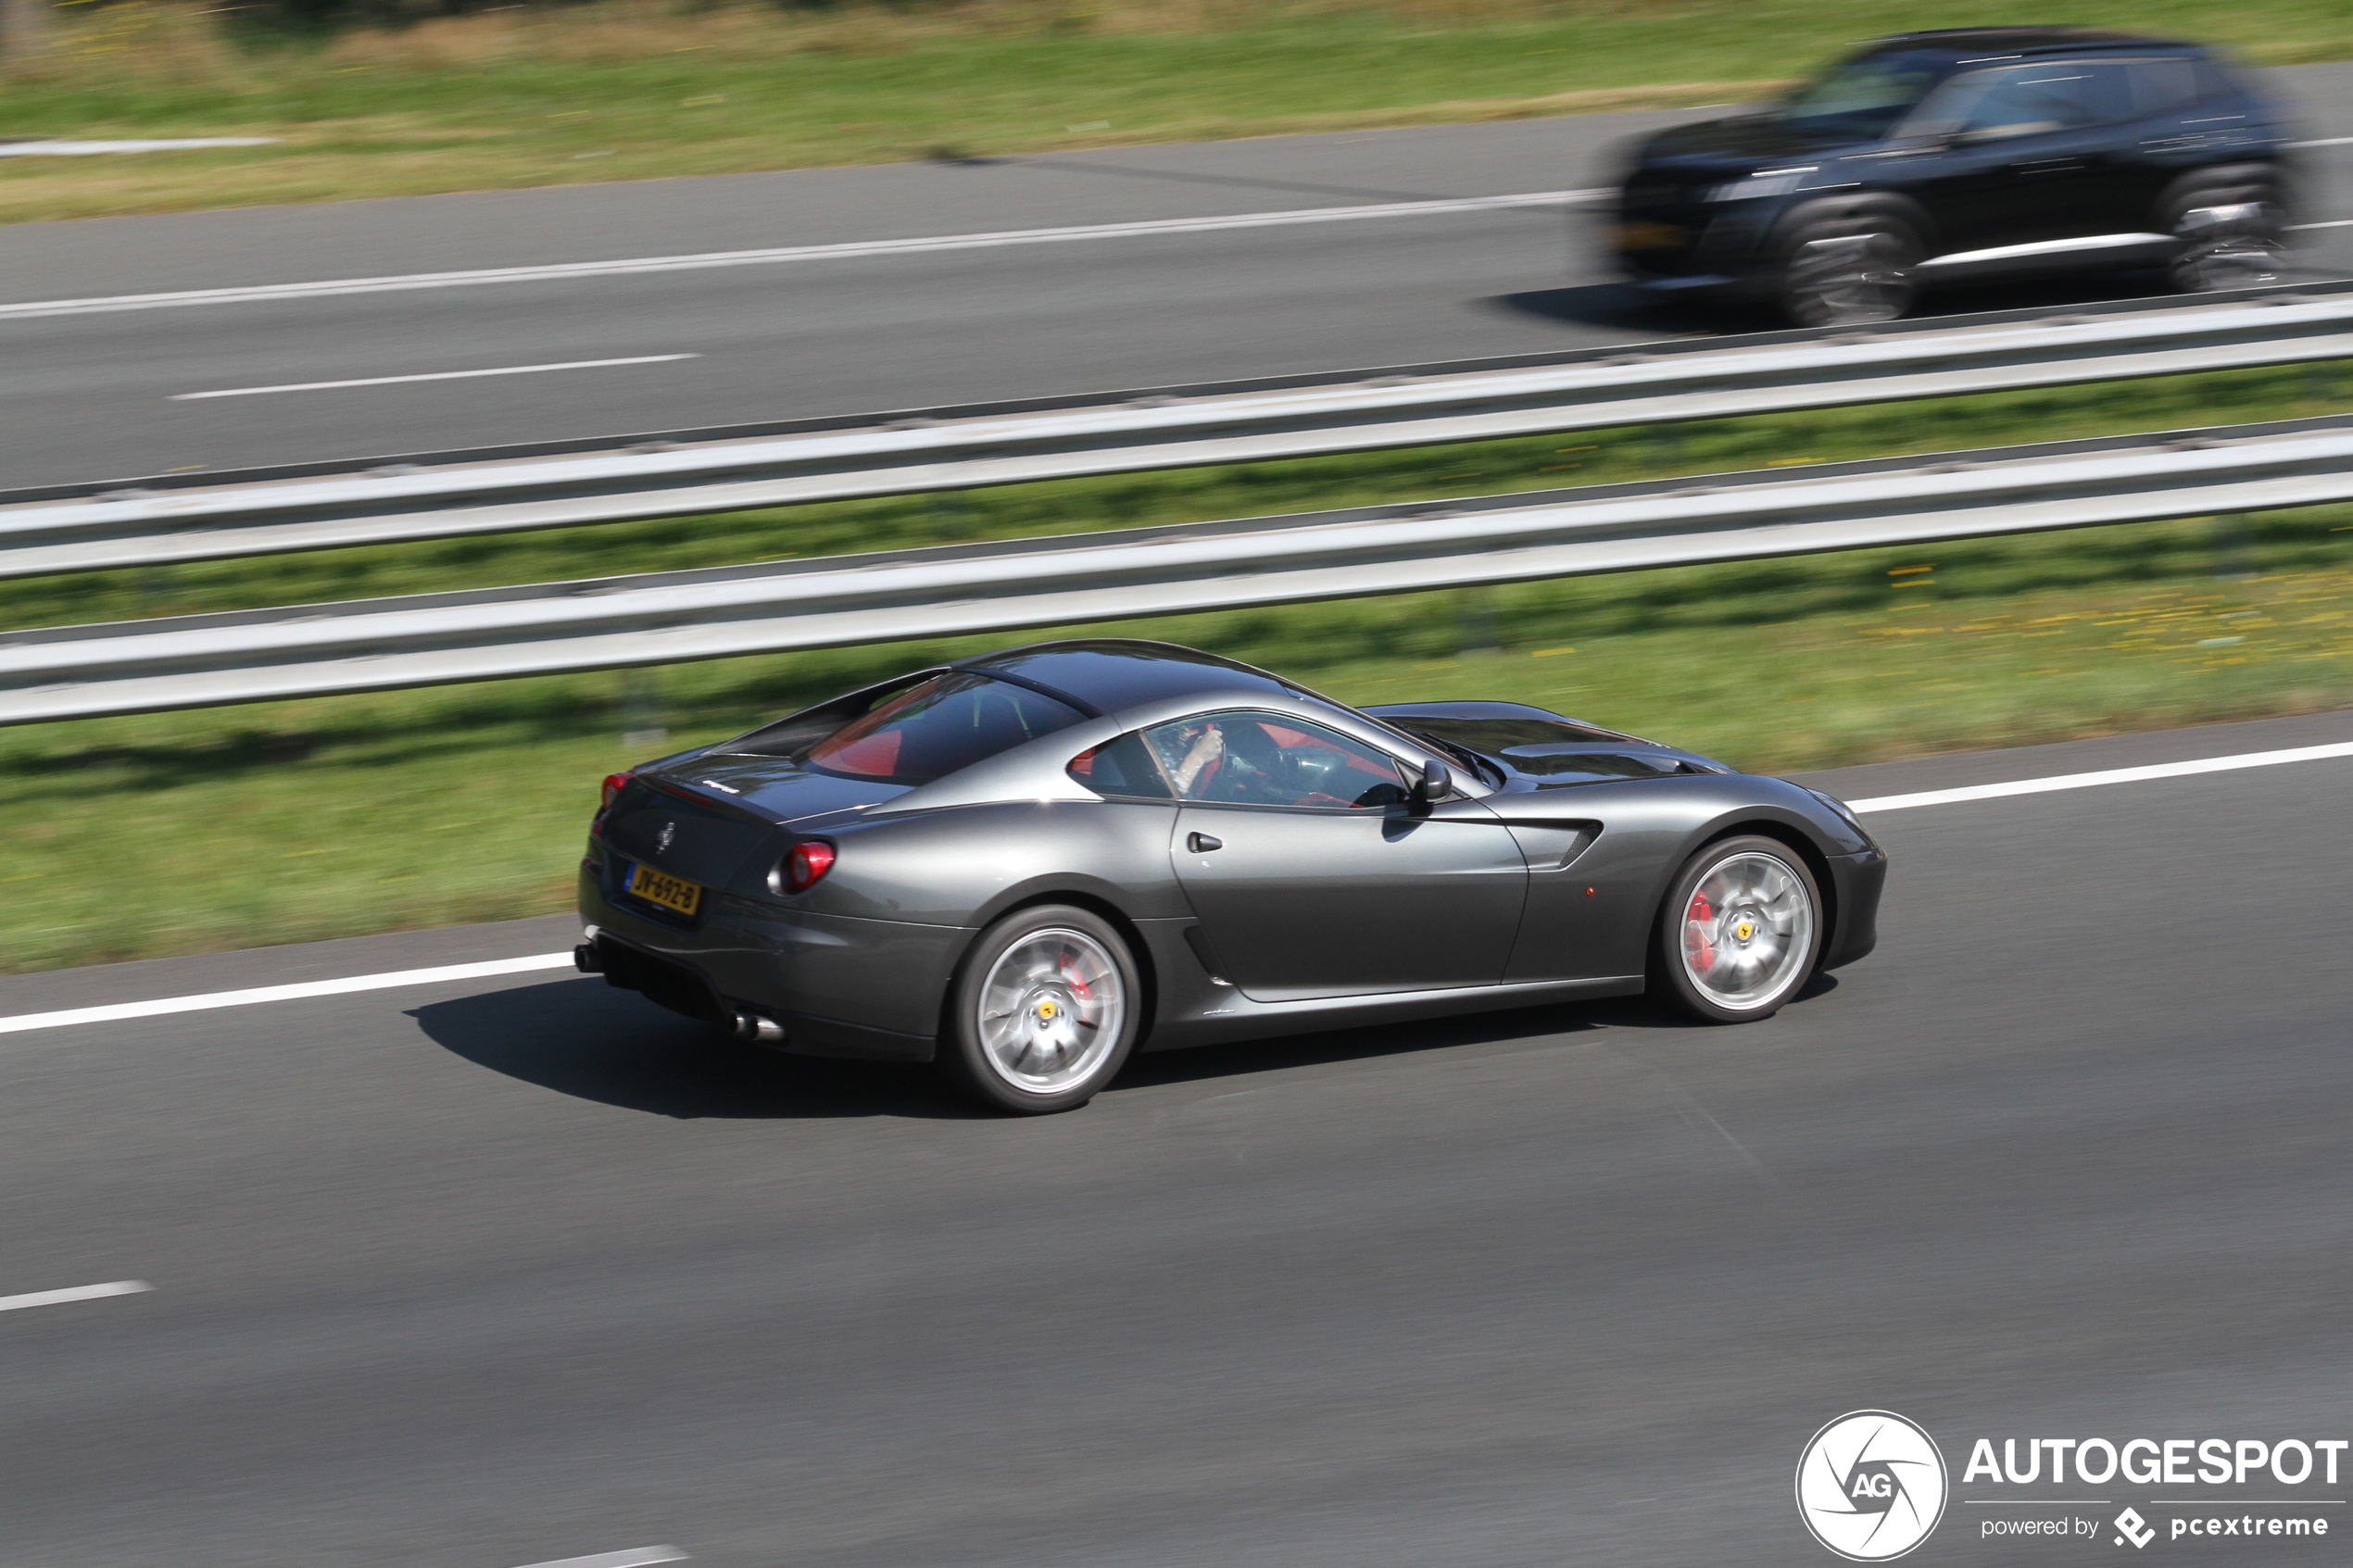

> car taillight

[
  {"left": 600, "top": 773, "right": 631, "bottom": 809},
  {"left": 782, "top": 840, "right": 836, "bottom": 894}
]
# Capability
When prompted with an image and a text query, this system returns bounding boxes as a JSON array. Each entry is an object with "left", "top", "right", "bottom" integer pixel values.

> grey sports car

[{"left": 576, "top": 640, "right": 1886, "bottom": 1113}]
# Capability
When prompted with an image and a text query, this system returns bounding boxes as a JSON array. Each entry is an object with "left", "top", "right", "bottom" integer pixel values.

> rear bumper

[{"left": 578, "top": 865, "right": 957, "bottom": 1061}]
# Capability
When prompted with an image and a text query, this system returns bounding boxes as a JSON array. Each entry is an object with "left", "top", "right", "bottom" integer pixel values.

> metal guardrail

[
  {"left": 6, "top": 414, "right": 2347, "bottom": 726},
  {"left": 3, "top": 284, "right": 2351, "bottom": 581}
]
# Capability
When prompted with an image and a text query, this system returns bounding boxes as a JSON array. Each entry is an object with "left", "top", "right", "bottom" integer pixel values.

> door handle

[{"left": 1188, "top": 832, "right": 1224, "bottom": 854}]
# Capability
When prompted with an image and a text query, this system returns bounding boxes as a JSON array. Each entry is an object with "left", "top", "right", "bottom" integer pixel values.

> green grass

[
  {"left": 0, "top": 0, "right": 2347, "bottom": 223},
  {"left": 2, "top": 359, "right": 2350, "bottom": 973}
]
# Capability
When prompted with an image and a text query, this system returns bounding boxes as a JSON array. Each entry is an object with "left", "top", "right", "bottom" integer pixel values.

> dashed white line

[
  {"left": 511, "top": 1549, "right": 686, "bottom": 1568},
  {"left": 0, "top": 953, "right": 574, "bottom": 1037},
  {"left": 0, "top": 139, "right": 277, "bottom": 157},
  {"left": 0, "top": 1280, "right": 152, "bottom": 1312},
  {"left": 170, "top": 355, "right": 698, "bottom": 401},
  {"left": 0, "top": 189, "right": 1604, "bottom": 321},
  {"left": 1849, "top": 739, "right": 2353, "bottom": 814}
]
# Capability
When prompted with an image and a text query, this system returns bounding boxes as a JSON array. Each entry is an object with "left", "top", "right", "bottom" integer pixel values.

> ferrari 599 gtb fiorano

[{"left": 576, "top": 641, "right": 1885, "bottom": 1113}]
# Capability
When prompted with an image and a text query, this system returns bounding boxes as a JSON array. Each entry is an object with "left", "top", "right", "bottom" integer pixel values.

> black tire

[
  {"left": 937, "top": 904, "right": 1143, "bottom": 1114},
  {"left": 1779, "top": 220, "right": 1921, "bottom": 328},
  {"left": 2163, "top": 185, "right": 2289, "bottom": 294},
  {"left": 1650, "top": 834, "right": 1824, "bottom": 1024}
]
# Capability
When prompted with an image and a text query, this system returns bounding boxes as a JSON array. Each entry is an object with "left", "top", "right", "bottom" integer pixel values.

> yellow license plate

[
  {"left": 625, "top": 862, "right": 703, "bottom": 917},
  {"left": 1616, "top": 221, "right": 1688, "bottom": 251}
]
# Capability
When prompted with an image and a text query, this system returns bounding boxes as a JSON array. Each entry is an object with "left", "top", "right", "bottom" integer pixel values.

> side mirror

[{"left": 1412, "top": 760, "right": 1452, "bottom": 808}]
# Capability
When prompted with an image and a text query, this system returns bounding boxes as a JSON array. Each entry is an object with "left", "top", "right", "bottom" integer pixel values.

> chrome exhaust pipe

[{"left": 730, "top": 1010, "right": 786, "bottom": 1046}]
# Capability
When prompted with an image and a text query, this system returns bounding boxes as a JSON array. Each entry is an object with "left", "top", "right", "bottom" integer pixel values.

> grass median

[
  {"left": 0, "top": 361, "right": 2349, "bottom": 972},
  {"left": 0, "top": 0, "right": 2347, "bottom": 224}
]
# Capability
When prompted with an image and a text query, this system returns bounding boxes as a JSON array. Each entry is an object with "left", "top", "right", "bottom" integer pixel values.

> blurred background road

[
  {"left": 0, "top": 62, "right": 2347, "bottom": 490},
  {"left": 3, "top": 712, "right": 2348, "bottom": 1568}
]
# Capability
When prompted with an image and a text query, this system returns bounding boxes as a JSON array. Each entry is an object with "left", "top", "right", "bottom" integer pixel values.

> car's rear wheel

[
  {"left": 1780, "top": 222, "right": 1920, "bottom": 328},
  {"left": 939, "top": 904, "right": 1141, "bottom": 1114},
  {"left": 1651, "top": 835, "right": 1822, "bottom": 1023}
]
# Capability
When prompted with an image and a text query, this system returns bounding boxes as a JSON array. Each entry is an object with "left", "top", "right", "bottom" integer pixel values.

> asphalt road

[
  {"left": 4, "top": 709, "right": 2351, "bottom": 1567},
  {"left": 0, "top": 64, "right": 2349, "bottom": 490}
]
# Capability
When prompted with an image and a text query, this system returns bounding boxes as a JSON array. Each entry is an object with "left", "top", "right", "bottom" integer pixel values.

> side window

[
  {"left": 1066, "top": 732, "right": 1174, "bottom": 800},
  {"left": 1914, "top": 62, "right": 2130, "bottom": 140},
  {"left": 1141, "top": 714, "right": 1409, "bottom": 810},
  {"left": 2129, "top": 57, "right": 2200, "bottom": 118}
]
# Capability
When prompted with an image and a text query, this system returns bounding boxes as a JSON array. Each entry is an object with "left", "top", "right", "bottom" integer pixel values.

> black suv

[{"left": 1609, "top": 29, "right": 2297, "bottom": 325}]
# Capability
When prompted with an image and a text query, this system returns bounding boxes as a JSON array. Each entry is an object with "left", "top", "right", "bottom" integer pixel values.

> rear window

[{"left": 743, "top": 672, "right": 1084, "bottom": 785}]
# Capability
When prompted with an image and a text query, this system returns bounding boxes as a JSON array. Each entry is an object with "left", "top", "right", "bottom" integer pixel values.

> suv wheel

[
  {"left": 2169, "top": 199, "right": 2288, "bottom": 294},
  {"left": 1780, "top": 222, "right": 1920, "bottom": 328}
]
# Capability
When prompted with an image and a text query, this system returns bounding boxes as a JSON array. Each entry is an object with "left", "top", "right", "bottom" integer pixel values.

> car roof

[
  {"left": 1863, "top": 27, "right": 2199, "bottom": 56},
  {"left": 950, "top": 639, "right": 1305, "bottom": 714}
]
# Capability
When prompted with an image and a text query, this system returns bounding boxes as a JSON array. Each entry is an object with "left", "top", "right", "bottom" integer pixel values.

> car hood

[
  {"left": 1364, "top": 702, "right": 1736, "bottom": 792},
  {"left": 1639, "top": 113, "right": 1867, "bottom": 167}
]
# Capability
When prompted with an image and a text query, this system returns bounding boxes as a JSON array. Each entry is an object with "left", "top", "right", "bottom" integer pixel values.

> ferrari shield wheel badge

[{"left": 1796, "top": 1410, "right": 1948, "bottom": 1561}]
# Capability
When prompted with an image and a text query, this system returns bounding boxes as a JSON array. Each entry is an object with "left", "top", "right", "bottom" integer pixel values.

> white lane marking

[
  {"left": 2, "top": 740, "right": 2348, "bottom": 1036},
  {"left": 511, "top": 1549, "right": 686, "bottom": 1568},
  {"left": 1850, "top": 739, "right": 2353, "bottom": 814},
  {"left": 0, "top": 1279, "right": 152, "bottom": 1312},
  {"left": 170, "top": 355, "right": 698, "bottom": 401},
  {"left": 0, "top": 952, "right": 574, "bottom": 1037},
  {"left": 0, "top": 139, "right": 277, "bottom": 157},
  {"left": 0, "top": 189, "right": 1604, "bottom": 321}
]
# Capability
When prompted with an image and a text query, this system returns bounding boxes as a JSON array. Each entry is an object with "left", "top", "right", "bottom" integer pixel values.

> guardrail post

[
  {"left": 928, "top": 492, "right": 974, "bottom": 543},
  {"left": 621, "top": 668, "right": 667, "bottom": 749},
  {"left": 2211, "top": 513, "right": 2258, "bottom": 582},
  {"left": 1456, "top": 586, "right": 1500, "bottom": 655}
]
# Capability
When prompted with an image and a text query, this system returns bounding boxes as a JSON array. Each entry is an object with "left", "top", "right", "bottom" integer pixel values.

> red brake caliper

[{"left": 1683, "top": 892, "right": 1718, "bottom": 973}]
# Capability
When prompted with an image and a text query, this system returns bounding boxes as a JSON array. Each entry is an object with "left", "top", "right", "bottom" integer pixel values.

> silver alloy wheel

[
  {"left": 1676, "top": 850, "right": 1817, "bottom": 1012},
  {"left": 1786, "top": 232, "right": 1915, "bottom": 327},
  {"left": 975, "top": 926, "right": 1127, "bottom": 1094}
]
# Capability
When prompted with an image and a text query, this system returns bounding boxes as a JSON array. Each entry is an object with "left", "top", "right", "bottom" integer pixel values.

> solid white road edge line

[
  {"left": 4, "top": 738, "right": 2351, "bottom": 1037},
  {"left": 1849, "top": 739, "right": 2353, "bottom": 813},
  {"left": 0, "top": 189, "right": 1605, "bottom": 320},
  {"left": 510, "top": 1549, "right": 686, "bottom": 1568},
  {"left": 0, "top": 1280, "right": 152, "bottom": 1312},
  {"left": 170, "top": 355, "right": 699, "bottom": 400},
  {"left": 0, "top": 953, "right": 574, "bottom": 1036}
]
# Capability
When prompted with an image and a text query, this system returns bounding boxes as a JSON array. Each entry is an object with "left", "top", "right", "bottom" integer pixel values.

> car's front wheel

[
  {"left": 939, "top": 904, "right": 1142, "bottom": 1114},
  {"left": 1651, "top": 835, "right": 1823, "bottom": 1023},
  {"left": 1780, "top": 222, "right": 1920, "bottom": 328}
]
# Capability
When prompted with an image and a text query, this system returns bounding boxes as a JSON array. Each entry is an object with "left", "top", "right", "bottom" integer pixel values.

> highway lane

[
  {"left": 0, "top": 63, "right": 2348, "bottom": 490},
  {"left": 4, "top": 709, "right": 2352, "bottom": 1567}
]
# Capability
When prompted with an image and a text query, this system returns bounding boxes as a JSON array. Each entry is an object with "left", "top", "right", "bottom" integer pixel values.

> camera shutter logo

[{"left": 1795, "top": 1411, "right": 1949, "bottom": 1561}]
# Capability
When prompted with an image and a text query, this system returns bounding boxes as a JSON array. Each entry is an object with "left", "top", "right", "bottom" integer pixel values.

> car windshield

[
  {"left": 1776, "top": 51, "right": 1953, "bottom": 138},
  {"left": 749, "top": 671, "right": 1086, "bottom": 784}
]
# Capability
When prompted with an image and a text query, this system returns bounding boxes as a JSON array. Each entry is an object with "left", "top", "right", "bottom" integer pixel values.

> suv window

[
  {"left": 2128, "top": 56, "right": 2207, "bottom": 116},
  {"left": 1911, "top": 60, "right": 2133, "bottom": 140},
  {"left": 1777, "top": 51, "right": 1952, "bottom": 138},
  {"left": 781, "top": 672, "right": 1085, "bottom": 784},
  {"left": 1141, "top": 714, "right": 1409, "bottom": 809}
]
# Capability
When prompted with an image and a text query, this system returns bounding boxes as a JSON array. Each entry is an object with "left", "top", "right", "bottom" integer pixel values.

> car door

[
  {"left": 1142, "top": 712, "right": 1529, "bottom": 1002},
  {"left": 1900, "top": 61, "right": 2135, "bottom": 255}
]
